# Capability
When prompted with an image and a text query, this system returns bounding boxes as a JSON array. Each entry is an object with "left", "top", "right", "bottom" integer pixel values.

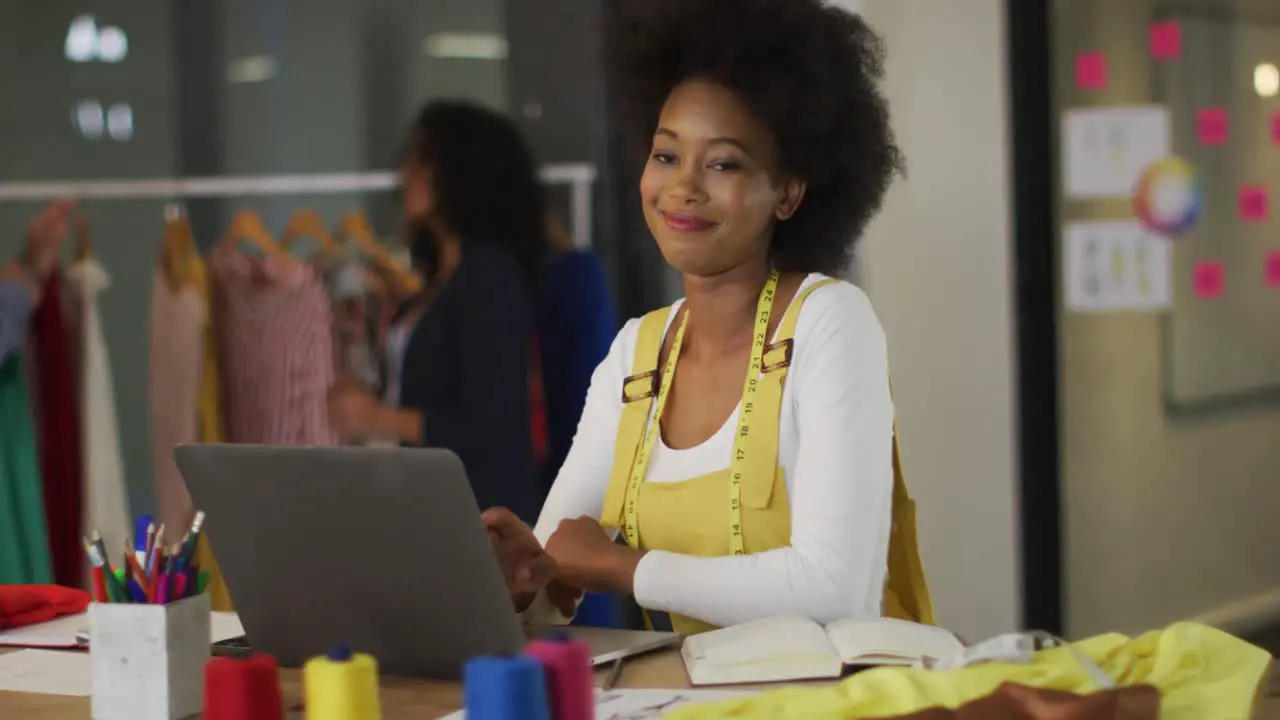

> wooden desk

[
  {"left": 0, "top": 647, "right": 690, "bottom": 719},
  {"left": 5, "top": 648, "right": 1280, "bottom": 719}
]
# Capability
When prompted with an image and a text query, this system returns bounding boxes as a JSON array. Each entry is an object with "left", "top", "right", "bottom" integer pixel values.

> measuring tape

[{"left": 621, "top": 270, "right": 780, "bottom": 556}]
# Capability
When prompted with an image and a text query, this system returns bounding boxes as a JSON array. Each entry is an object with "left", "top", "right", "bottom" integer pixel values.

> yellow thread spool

[{"left": 303, "top": 646, "right": 382, "bottom": 720}]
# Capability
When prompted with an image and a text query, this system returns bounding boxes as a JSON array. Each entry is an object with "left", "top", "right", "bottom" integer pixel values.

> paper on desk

[
  {"left": 0, "top": 649, "right": 91, "bottom": 696},
  {"left": 441, "top": 689, "right": 755, "bottom": 719},
  {"left": 0, "top": 610, "right": 244, "bottom": 648}
]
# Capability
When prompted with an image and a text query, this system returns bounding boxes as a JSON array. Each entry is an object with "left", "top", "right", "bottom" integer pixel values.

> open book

[{"left": 681, "top": 615, "right": 964, "bottom": 686}]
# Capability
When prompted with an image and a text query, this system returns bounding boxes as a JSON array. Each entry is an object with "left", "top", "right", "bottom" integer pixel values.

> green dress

[{"left": 0, "top": 354, "right": 52, "bottom": 584}]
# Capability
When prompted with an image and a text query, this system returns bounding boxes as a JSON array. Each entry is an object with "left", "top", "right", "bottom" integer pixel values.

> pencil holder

[{"left": 89, "top": 593, "right": 212, "bottom": 720}]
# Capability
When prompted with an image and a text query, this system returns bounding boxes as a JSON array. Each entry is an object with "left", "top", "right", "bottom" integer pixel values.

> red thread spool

[
  {"left": 525, "top": 638, "right": 594, "bottom": 720},
  {"left": 204, "top": 653, "right": 284, "bottom": 720}
]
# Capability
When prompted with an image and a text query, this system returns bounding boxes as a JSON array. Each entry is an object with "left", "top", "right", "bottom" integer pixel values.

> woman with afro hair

[{"left": 483, "top": 0, "right": 934, "bottom": 633}]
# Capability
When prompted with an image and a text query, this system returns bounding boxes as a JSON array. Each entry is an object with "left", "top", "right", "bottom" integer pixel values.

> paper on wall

[
  {"left": 1063, "top": 221, "right": 1172, "bottom": 312},
  {"left": 0, "top": 649, "right": 91, "bottom": 696},
  {"left": 1062, "top": 106, "right": 1171, "bottom": 200}
]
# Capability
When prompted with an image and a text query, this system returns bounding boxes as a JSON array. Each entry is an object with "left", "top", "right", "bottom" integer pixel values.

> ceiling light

[
  {"left": 96, "top": 26, "right": 128, "bottom": 63},
  {"left": 1255, "top": 63, "right": 1279, "bottom": 97},
  {"left": 227, "top": 55, "right": 278, "bottom": 84},
  {"left": 422, "top": 32, "right": 508, "bottom": 60}
]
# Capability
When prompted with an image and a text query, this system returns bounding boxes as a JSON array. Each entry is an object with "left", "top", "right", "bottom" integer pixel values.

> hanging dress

[
  {"left": 210, "top": 246, "right": 336, "bottom": 446},
  {"left": 148, "top": 264, "right": 205, "bottom": 543},
  {"left": 65, "top": 258, "right": 131, "bottom": 577},
  {"left": 189, "top": 256, "right": 233, "bottom": 611},
  {"left": 0, "top": 352, "right": 52, "bottom": 585},
  {"left": 29, "top": 269, "right": 84, "bottom": 587}
]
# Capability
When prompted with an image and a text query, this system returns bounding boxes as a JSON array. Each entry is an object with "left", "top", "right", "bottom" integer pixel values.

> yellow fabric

[
  {"left": 189, "top": 256, "right": 233, "bottom": 612},
  {"left": 599, "top": 278, "right": 932, "bottom": 634},
  {"left": 667, "top": 622, "right": 1272, "bottom": 720}
]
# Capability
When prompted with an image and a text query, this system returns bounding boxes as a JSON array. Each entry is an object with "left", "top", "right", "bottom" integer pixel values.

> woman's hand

[
  {"left": 480, "top": 507, "right": 580, "bottom": 615},
  {"left": 327, "top": 378, "right": 381, "bottom": 439},
  {"left": 24, "top": 200, "right": 75, "bottom": 278},
  {"left": 328, "top": 376, "right": 423, "bottom": 443},
  {"left": 545, "top": 516, "right": 644, "bottom": 594}
]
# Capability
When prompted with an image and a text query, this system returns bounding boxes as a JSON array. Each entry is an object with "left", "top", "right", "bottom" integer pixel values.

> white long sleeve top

[{"left": 531, "top": 274, "right": 895, "bottom": 628}]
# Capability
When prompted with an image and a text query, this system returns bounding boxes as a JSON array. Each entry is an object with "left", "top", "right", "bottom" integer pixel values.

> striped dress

[{"left": 209, "top": 248, "right": 337, "bottom": 447}]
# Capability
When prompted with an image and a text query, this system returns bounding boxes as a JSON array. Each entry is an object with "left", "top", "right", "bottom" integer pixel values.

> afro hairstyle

[{"left": 609, "top": 0, "right": 903, "bottom": 275}]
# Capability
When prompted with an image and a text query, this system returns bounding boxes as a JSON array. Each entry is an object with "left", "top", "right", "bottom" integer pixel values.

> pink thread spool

[{"left": 525, "top": 636, "right": 594, "bottom": 720}]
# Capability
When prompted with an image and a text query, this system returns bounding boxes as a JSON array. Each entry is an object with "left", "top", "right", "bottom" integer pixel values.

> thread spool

[
  {"left": 464, "top": 655, "right": 551, "bottom": 720},
  {"left": 303, "top": 645, "right": 382, "bottom": 720},
  {"left": 203, "top": 654, "right": 284, "bottom": 720},
  {"left": 525, "top": 638, "right": 594, "bottom": 720}
]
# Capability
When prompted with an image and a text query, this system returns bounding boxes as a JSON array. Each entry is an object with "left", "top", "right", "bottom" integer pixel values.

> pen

[
  {"left": 134, "top": 515, "right": 152, "bottom": 557},
  {"left": 143, "top": 522, "right": 156, "bottom": 562},
  {"left": 86, "top": 542, "right": 127, "bottom": 603},
  {"left": 182, "top": 511, "right": 205, "bottom": 565},
  {"left": 90, "top": 530, "right": 113, "bottom": 581},
  {"left": 603, "top": 656, "right": 625, "bottom": 690},
  {"left": 90, "top": 565, "right": 107, "bottom": 603},
  {"left": 170, "top": 552, "right": 185, "bottom": 600},
  {"left": 126, "top": 577, "right": 148, "bottom": 604},
  {"left": 146, "top": 523, "right": 166, "bottom": 576},
  {"left": 123, "top": 540, "right": 150, "bottom": 602}
]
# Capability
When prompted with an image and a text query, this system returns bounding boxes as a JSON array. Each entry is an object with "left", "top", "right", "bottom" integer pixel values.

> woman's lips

[{"left": 661, "top": 211, "right": 717, "bottom": 232}]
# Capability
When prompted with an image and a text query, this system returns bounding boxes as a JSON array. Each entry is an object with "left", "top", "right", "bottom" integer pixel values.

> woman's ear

[{"left": 775, "top": 178, "right": 807, "bottom": 221}]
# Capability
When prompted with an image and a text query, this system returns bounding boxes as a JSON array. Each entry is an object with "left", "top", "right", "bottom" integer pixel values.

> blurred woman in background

[{"left": 327, "top": 101, "right": 547, "bottom": 525}]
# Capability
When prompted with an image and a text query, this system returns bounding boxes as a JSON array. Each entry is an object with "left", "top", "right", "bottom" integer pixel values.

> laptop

[{"left": 173, "top": 444, "right": 679, "bottom": 679}]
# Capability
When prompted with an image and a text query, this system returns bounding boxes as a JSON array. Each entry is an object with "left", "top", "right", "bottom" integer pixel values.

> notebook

[{"left": 681, "top": 615, "right": 964, "bottom": 686}]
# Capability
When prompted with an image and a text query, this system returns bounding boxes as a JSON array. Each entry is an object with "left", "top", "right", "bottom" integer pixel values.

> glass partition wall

[{"left": 1013, "top": 0, "right": 1280, "bottom": 638}]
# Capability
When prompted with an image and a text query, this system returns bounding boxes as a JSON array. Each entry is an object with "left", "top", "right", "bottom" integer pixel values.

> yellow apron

[
  {"left": 190, "top": 257, "right": 234, "bottom": 612},
  {"left": 599, "top": 278, "right": 933, "bottom": 634}
]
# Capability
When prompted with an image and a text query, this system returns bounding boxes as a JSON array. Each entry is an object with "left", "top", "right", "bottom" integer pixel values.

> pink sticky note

[
  {"left": 1150, "top": 21, "right": 1182, "bottom": 60},
  {"left": 1198, "top": 108, "right": 1229, "bottom": 145},
  {"left": 1239, "top": 185, "right": 1269, "bottom": 222},
  {"left": 1075, "top": 52, "right": 1107, "bottom": 90},
  {"left": 1265, "top": 252, "right": 1280, "bottom": 288},
  {"left": 1193, "top": 261, "right": 1225, "bottom": 299}
]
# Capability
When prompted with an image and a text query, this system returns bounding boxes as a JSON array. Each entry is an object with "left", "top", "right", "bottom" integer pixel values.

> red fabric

[
  {"left": 31, "top": 269, "right": 84, "bottom": 588},
  {"left": 0, "top": 585, "right": 91, "bottom": 630}
]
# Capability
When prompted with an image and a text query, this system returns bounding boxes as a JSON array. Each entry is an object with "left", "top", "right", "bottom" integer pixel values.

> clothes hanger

[
  {"left": 280, "top": 209, "right": 339, "bottom": 264},
  {"left": 220, "top": 208, "right": 293, "bottom": 265},
  {"left": 161, "top": 203, "right": 199, "bottom": 290},
  {"left": 73, "top": 213, "right": 93, "bottom": 262},
  {"left": 337, "top": 211, "right": 422, "bottom": 296}
]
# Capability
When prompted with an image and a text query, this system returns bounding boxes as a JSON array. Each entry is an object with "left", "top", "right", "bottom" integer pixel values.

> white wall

[{"left": 851, "top": 0, "right": 1023, "bottom": 642}]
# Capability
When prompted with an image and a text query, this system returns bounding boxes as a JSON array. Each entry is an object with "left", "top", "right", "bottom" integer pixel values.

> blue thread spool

[{"left": 464, "top": 656, "right": 551, "bottom": 720}]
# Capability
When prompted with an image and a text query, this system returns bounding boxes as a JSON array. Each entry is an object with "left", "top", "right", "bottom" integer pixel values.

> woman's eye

[
  {"left": 709, "top": 161, "right": 742, "bottom": 172},
  {"left": 651, "top": 151, "right": 677, "bottom": 165}
]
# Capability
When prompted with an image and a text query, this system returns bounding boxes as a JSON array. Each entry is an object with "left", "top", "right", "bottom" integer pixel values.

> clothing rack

[{"left": 0, "top": 164, "right": 599, "bottom": 250}]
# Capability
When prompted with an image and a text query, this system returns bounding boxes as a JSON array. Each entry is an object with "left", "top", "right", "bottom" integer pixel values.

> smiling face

[{"left": 640, "top": 79, "right": 805, "bottom": 277}]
